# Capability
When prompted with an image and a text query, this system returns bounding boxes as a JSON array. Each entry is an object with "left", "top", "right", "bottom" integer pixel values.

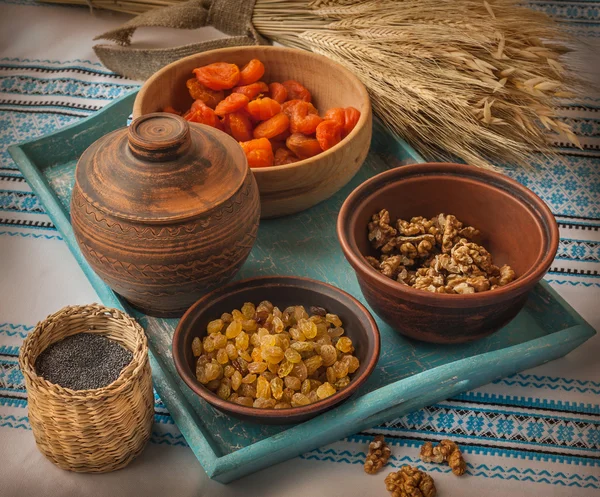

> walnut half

[
  {"left": 384, "top": 465, "right": 436, "bottom": 497},
  {"left": 419, "top": 440, "right": 467, "bottom": 476},
  {"left": 364, "top": 435, "right": 392, "bottom": 474}
]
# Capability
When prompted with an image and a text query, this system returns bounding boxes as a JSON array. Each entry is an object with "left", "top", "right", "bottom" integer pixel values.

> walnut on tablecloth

[
  {"left": 365, "top": 211, "right": 515, "bottom": 294},
  {"left": 420, "top": 440, "right": 467, "bottom": 476},
  {"left": 364, "top": 435, "right": 392, "bottom": 474},
  {"left": 384, "top": 465, "right": 436, "bottom": 497}
]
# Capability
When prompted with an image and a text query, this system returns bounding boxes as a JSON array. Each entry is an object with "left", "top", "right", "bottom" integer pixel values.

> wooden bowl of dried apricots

[{"left": 133, "top": 46, "right": 372, "bottom": 219}]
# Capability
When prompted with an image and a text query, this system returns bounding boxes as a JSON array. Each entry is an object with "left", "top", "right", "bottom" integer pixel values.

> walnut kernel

[
  {"left": 364, "top": 435, "right": 392, "bottom": 474},
  {"left": 384, "top": 465, "right": 436, "bottom": 497}
]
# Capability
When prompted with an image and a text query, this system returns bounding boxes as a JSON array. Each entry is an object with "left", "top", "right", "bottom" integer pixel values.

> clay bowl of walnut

[
  {"left": 133, "top": 46, "right": 372, "bottom": 219},
  {"left": 172, "top": 276, "right": 380, "bottom": 424},
  {"left": 337, "top": 162, "right": 559, "bottom": 344}
]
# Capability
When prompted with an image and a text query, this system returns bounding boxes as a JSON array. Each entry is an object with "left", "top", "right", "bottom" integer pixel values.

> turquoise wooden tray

[{"left": 9, "top": 90, "right": 596, "bottom": 483}]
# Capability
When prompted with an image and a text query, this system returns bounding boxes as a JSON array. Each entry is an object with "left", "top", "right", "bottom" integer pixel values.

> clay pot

[{"left": 71, "top": 113, "right": 261, "bottom": 317}]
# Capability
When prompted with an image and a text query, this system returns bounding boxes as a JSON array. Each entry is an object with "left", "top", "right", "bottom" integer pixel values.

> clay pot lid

[{"left": 75, "top": 113, "right": 248, "bottom": 223}]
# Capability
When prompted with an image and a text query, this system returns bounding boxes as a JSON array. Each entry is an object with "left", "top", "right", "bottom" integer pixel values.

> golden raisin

[
  {"left": 263, "top": 346, "right": 285, "bottom": 364},
  {"left": 277, "top": 360, "right": 294, "bottom": 378},
  {"left": 271, "top": 377, "right": 284, "bottom": 400},
  {"left": 242, "top": 373, "right": 257, "bottom": 384},
  {"left": 284, "top": 347, "right": 302, "bottom": 363},
  {"left": 256, "top": 375, "right": 271, "bottom": 399},
  {"left": 304, "top": 355, "right": 324, "bottom": 375},
  {"left": 231, "top": 370, "right": 242, "bottom": 391},
  {"left": 284, "top": 375, "right": 301, "bottom": 390},
  {"left": 316, "top": 382, "right": 336, "bottom": 399},
  {"left": 192, "top": 337, "right": 203, "bottom": 357},
  {"left": 248, "top": 361, "right": 268, "bottom": 374},
  {"left": 213, "top": 334, "right": 227, "bottom": 349},
  {"left": 332, "top": 360, "right": 349, "bottom": 379},
  {"left": 336, "top": 336, "right": 353, "bottom": 353},
  {"left": 235, "top": 331, "right": 249, "bottom": 350},
  {"left": 216, "top": 348, "right": 229, "bottom": 364},
  {"left": 291, "top": 392, "right": 311, "bottom": 407},
  {"left": 326, "top": 313, "right": 343, "bottom": 327},
  {"left": 319, "top": 344, "right": 337, "bottom": 366},
  {"left": 234, "top": 396, "right": 254, "bottom": 407},
  {"left": 207, "top": 319, "right": 224, "bottom": 334},
  {"left": 216, "top": 381, "right": 231, "bottom": 400},
  {"left": 225, "top": 320, "right": 243, "bottom": 339}
]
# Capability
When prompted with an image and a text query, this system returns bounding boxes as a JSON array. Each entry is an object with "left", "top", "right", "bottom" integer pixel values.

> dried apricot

[
  {"left": 226, "top": 111, "right": 254, "bottom": 142},
  {"left": 271, "top": 128, "right": 291, "bottom": 142},
  {"left": 253, "top": 113, "right": 290, "bottom": 139},
  {"left": 185, "top": 100, "right": 221, "bottom": 129},
  {"left": 232, "top": 81, "right": 269, "bottom": 100},
  {"left": 282, "top": 80, "right": 311, "bottom": 102},
  {"left": 282, "top": 99, "right": 317, "bottom": 117},
  {"left": 239, "top": 138, "right": 274, "bottom": 168},
  {"left": 286, "top": 133, "right": 322, "bottom": 159},
  {"left": 163, "top": 105, "right": 180, "bottom": 115},
  {"left": 343, "top": 107, "right": 361, "bottom": 136},
  {"left": 268, "top": 82, "right": 288, "bottom": 104},
  {"left": 289, "top": 101, "right": 323, "bottom": 134},
  {"left": 239, "top": 59, "right": 265, "bottom": 86},
  {"left": 274, "top": 147, "right": 298, "bottom": 166},
  {"left": 193, "top": 62, "right": 240, "bottom": 91},
  {"left": 316, "top": 120, "right": 342, "bottom": 150},
  {"left": 215, "top": 93, "right": 250, "bottom": 116},
  {"left": 246, "top": 97, "right": 282, "bottom": 121},
  {"left": 323, "top": 107, "right": 345, "bottom": 127},
  {"left": 186, "top": 78, "right": 224, "bottom": 108}
]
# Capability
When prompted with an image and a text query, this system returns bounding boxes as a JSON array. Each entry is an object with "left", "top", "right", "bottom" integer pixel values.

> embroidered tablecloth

[{"left": 0, "top": 2, "right": 598, "bottom": 496}]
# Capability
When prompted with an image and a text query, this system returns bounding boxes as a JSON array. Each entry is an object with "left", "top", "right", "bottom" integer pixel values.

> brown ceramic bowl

[
  {"left": 133, "top": 46, "right": 372, "bottom": 219},
  {"left": 172, "top": 276, "right": 380, "bottom": 424},
  {"left": 337, "top": 162, "right": 559, "bottom": 344}
]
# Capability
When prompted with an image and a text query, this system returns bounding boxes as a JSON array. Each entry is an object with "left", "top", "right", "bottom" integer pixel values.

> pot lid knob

[{"left": 128, "top": 113, "right": 191, "bottom": 161}]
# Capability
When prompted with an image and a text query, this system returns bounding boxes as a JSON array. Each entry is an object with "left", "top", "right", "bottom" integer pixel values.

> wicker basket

[{"left": 19, "top": 304, "right": 154, "bottom": 473}]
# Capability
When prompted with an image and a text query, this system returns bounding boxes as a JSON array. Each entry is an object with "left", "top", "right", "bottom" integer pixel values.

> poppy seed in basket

[{"left": 35, "top": 333, "right": 133, "bottom": 390}]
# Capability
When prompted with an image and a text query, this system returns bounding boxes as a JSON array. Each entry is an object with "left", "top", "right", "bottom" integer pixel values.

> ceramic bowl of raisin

[
  {"left": 337, "top": 162, "right": 559, "bottom": 344},
  {"left": 172, "top": 276, "right": 380, "bottom": 424},
  {"left": 133, "top": 46, "right": 372, "bottom": 219}
]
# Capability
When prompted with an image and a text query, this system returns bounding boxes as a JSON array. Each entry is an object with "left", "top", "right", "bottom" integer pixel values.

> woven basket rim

[{"left": 19, "top": 303, "right": 149, "bottom": 400}]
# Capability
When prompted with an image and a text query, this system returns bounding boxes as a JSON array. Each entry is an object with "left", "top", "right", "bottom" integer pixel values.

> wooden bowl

[
  {"left": 172, "top": 276, "right": 380, "bottom": 424},
  {"left": 133, "top": 46, "right": 372, "bottom": 219},
  {"left": 337, "top": 163, "right": 559, "bottom": 344}
]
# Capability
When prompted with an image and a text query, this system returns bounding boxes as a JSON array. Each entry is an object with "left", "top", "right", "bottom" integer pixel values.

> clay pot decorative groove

[{"left": 71, "top": 113, "right": 261, "bottom": 317}]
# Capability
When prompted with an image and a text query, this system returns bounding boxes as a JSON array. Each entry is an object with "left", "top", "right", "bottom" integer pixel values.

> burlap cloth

[{"left": 93, "top": 0, "right": 268, "bottom": 80}]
